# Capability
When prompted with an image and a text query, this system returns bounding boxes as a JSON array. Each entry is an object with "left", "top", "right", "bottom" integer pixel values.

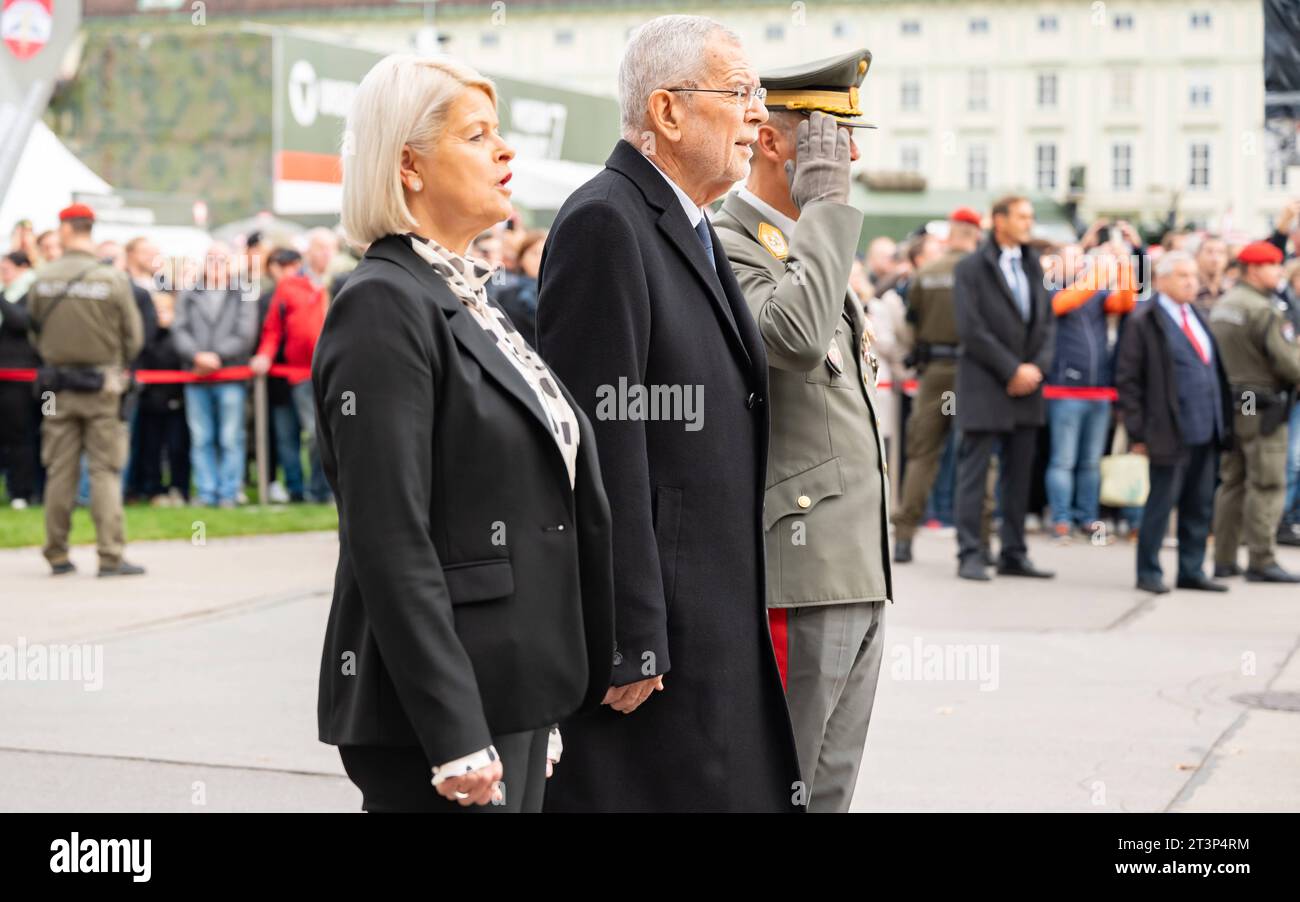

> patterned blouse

[{"left": 407, "top": 234, "right": 580, "bottom": 489}]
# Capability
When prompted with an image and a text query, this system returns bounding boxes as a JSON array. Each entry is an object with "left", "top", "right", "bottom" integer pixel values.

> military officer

[
  {"left": 27, "top": 204, "right": 145, "bottom": 577},
  {"left": 892, "top": 207, "right": 995, "bottom": 564},
  {"left": 1210, "top": 240, "right": 1300, "bottom": 582},
  {"left": 712, "top": 49, "right": 890, "bottom": 812}
]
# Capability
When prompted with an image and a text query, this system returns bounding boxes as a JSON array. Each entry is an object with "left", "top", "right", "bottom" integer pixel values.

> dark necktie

[{"left": 694, "top": 218, "right": 716, "bottom": 270}]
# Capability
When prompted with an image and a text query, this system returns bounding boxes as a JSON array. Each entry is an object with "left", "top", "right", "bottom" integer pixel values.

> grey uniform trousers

[{"left": 782, "top": 599, "right": 886, "bottom": 813}]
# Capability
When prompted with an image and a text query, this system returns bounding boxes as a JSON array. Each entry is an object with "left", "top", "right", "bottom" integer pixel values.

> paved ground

[{"left": 0, "top": 527, "right": 1296, "bottom": 812}]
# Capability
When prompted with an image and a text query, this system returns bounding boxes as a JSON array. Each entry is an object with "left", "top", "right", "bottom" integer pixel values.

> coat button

[
  {"left": 612, "top": 651, "right": 624, "bottom": 666},
  {"left": 797, "top": 495, "right": 812, "bottom": 509},
  {"left": 557, "top": 524, "right": 565, "bottom": 531},
  {"left": 746, "top": 392, "right": 756, "bottom": 408}
]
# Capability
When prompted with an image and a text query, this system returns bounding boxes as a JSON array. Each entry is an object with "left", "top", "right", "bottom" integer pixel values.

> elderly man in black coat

[
  {"left": 536, "top": 14, "right": 802, "bottom": 812},
  {"left": 953, "top": 196, "right": 1057, "bottom": 581},
  {"left": 1114, "top": 251, "right": 1233, "bottom": 594}
]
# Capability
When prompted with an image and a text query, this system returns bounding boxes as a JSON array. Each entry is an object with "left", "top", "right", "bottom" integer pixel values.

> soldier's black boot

[
  {"left": 1214, "top": 562, "right": 1244, "bottom": 578},
  {"left": 98, "top": 561, "right": 146, "bottom": 578},
  {"left": 894, "top": 539, "right": 913, "bottom": 563},
  {"left": 1277, "top": 523, "right": 1300, "bottom": 547},
  {"left": 1244, "top": 563, "right": 1300, "bottom": 583}
]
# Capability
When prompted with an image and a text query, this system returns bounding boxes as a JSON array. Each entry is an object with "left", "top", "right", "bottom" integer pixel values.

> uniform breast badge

[{"left": 757, "top": 222, "right": 789, "bottom": 260}]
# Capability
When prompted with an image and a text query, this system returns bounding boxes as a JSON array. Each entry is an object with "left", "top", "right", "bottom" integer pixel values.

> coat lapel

[
  {"left": 366, "top": 236, "right": 561, "bottom": 458},
  {"left": 605, "top": 140, "right": 751, "bottom": 368},
  {"left": 982, "top": 239, "right": 1025, "bottom": 320}
]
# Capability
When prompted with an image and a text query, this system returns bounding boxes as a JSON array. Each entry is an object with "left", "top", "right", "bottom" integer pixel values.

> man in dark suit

[
  {"left": 953, "top": 195, "right": 1057, "bottom": 581},
  {"left": 1115, "top": 251, "right": 1232, "bottom": 594},
  {"left": 536, "top": 14, "right": 802, "bottom": 811}
]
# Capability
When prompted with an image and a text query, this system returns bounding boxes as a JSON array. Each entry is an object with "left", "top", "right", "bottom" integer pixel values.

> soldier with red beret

[
  {"left": 26, "top": 204, "right": 145, "bottom": 577},
  {"left": 1209, "top": 240, "right": 1300, "bottom": 582},
  {"left": 892, "top": 206, "right": 995, "bottom": 564}
]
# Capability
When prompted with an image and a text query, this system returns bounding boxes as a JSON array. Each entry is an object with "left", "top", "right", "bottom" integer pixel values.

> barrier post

[{"left": 253, "top": 374, "right": 269, "bottom": 506}]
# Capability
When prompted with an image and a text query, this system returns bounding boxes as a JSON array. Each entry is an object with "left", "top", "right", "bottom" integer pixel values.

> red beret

[
  {"left": 949, "top": 206, "right": 982, "bottom": 227},
  {"left": 1237, "top": 240, "right": 1283, "bottom": 265},
  {"left": 58, "top": 203, "right": 95, "bottom": 223}
]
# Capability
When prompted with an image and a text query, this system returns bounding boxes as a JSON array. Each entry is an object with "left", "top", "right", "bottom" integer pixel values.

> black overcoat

[
  {"left": 1114, "top": 300, "right": 1233, "bottom": 466},
  {"left": 536, "top": 140, "right": 802, "bottom": 812},
  {"left": 953, "top": 237, "right": 1055, "bottom": 432}
]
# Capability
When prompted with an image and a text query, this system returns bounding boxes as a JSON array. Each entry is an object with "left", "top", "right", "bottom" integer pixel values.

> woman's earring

[{"left": 410, "top": 178, "right": 423, "bottom": 192}]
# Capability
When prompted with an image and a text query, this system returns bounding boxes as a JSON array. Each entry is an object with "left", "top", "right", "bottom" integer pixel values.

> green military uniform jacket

[
  {"left": 1209, "top": 281, "right": 1300, "bottom": 440},
  {"left": 907, "top": 247, "right": 963, "bottom": 347},
  {"left": 713, "top": 191, "right": 892, "bottom": 607},
  {"left": 27, "top": 249, "right": 143, "bottom": 369}
]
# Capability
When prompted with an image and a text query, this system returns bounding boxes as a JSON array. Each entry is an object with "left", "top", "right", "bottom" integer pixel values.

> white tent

[
  {"left": 0, "top": 121, "right": 213, "bottom": 258},
  {"left": 0, "top": 120, "right": 111, "bottom": 238}
]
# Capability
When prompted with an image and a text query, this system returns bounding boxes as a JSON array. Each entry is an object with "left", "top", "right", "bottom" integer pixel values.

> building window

[
  {"left": 969, "top": 17, "right": 989, "bottom": 34},
  {"left": 1113, "top": 13, "right": 1134, "bottom": 30},
  {"left": 968, "top": 144, "right": 988, "bottom": 190},
  {"left": 1038, "top": 14, "right": 1058, "bottom": 32},
  {"left": 480, "top": 32, "right": 500, "bottom": 48},
  {"left": 899, "top": 143, "right": 921, "bottom": 173},
  {"left": 901, "top": 72, "right": 921, "bottom": 111},
  {"left": 1188, "top": 74, "right": 1213, "bottom": 109},
  {"left": 1035, "top": 142, "right": 1057, "bottom": 191},
  {"left": 1111, "top": 70, "right": 1134, "bottom": 109},
  {"left": 901, "top": 20, "right": 921, "bottom": 35},
  {"left": 554, "top": 29, "right": 574, "bottom": 46},
  {"left": 832, "top": 20, "right": 849, "bottom": 39},
  {"left": 1189, "top": 11, "right": 1212, "bottom": 29},
  {"left": 1037, "top": 72, "right": 1058, "bottom": 108},
  {"left": 1111, "top": 142, "right": 1133, "bottom": 190},
  {"left": 968, "top": 69, "right": 988, "bottom": 112},
  {"left": 765, "top": 23, "right": 785, "bottom": 41},
  {"left": 1188, "top": 143, "right": 1211, "bottom": 190}
]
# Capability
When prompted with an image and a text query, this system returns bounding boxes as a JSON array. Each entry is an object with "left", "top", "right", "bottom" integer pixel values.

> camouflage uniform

[
  {"left": 893, "top": 248, "right": 995, "bottom": 549},
  {"left": 28, "top": 249, "right": 143, "bottom": 571},
  {"left": 1209, "top": 281, "right": 1300, "bottom": 573}
]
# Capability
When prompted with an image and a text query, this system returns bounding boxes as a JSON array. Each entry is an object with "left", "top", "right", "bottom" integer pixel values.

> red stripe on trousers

[{"left": 768, "top": 608, "right": 789, "bottom": 692}]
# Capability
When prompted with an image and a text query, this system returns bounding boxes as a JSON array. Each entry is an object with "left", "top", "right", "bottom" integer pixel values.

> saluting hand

[{"left": 784, "top": 111, "right": 853, "bottom": 211}]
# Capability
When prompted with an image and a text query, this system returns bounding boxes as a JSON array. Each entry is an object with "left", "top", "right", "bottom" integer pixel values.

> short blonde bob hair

[{"left": 341, "top": 54, "right": 497, "bottom": 247}]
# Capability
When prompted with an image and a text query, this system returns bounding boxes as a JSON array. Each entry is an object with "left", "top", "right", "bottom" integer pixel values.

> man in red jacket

[{"left": 250, "top": 250, "right": 330, "bottom": 502}]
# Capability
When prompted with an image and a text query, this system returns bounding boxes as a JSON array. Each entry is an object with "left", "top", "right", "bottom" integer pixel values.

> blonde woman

[{"left": 313, "top": 54, "right": 614, "bottom": 813}]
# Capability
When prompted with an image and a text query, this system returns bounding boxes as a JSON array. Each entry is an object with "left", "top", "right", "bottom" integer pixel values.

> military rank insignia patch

[{"left": 757, "top": 222, "right": 788, "bottom": 259}]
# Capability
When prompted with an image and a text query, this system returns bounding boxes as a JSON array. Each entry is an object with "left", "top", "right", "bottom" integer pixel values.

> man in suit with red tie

[{"left": 1114, "top": 251, "right": 1234, "bottom": 594}]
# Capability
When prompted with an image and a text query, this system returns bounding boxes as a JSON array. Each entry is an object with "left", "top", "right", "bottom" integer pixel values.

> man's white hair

[
  {"left": 618, "top": 15, "right": 740, "bottom": 140},
  {"left": 1155, "top": 249, "right": 1196, "bottom": 277}
]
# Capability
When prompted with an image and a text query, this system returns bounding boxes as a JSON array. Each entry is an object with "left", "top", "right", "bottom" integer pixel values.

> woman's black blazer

[{"left": 312, "top": 233, "right": 615, "bottom": 767}]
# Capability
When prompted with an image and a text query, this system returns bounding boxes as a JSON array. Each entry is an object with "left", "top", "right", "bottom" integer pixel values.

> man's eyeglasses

[{"left": 666, "top": 85, "right": 768, "bottom": 109}]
